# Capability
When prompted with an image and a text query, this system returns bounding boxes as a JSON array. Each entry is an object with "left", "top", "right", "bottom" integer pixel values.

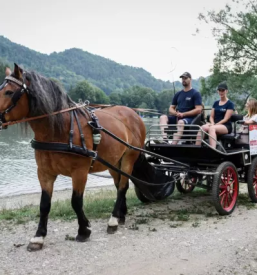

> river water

[{"left": 0, "top": 118, "right": 158, "bottom": 197}]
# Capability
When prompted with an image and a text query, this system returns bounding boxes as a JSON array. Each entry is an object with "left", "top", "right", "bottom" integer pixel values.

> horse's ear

[
  {"left": 13, "top": 63, "right": 23, "bottom": 79},
  {"left": 5, "top": 67, "right": 12, "bottom": 76}
]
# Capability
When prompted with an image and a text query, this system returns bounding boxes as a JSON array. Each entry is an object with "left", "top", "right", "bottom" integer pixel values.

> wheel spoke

[
  {"left": 220, "top": 192, "right": 226, "bottom": 206},
  {"left": 228, "top": 192, "right": 233, "bottom": 204},
  {"left": 219, "top": 190, "right": 226, "bottom": 197}
]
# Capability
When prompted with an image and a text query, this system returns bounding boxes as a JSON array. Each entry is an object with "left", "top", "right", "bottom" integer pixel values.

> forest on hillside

[
  {"left": 0, "top": 36, "right": 204, "bottom": 114},
  {"left": 0, "top": 36, "right": 182, "bottom": 94}
]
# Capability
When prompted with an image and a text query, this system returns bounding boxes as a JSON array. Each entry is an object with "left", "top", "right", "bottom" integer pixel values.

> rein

[{"left": 0, "top": 104, "right": 87, "bottom": 130}]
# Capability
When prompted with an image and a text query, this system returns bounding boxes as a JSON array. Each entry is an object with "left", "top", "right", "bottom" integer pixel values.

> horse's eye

[{"left": 5, "top": 90, "right": 14, "bottom": 96}]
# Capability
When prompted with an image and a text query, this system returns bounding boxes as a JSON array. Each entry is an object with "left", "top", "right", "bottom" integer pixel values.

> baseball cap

[
  {"left": 217, "top": 83, "right": 228, "bottom": 90},
  {"left": 180, "top": 72, "right": 192, "bottom": 78}
]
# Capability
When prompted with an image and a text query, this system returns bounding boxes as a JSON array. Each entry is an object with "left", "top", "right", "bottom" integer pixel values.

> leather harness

[{"left": 0, "top": 75, "right": 189, "bottom": 191}]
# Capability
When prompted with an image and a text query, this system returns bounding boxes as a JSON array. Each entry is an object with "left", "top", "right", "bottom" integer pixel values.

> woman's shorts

[{"left": 223, "top": 123, "right": 232, "bottom": 134}]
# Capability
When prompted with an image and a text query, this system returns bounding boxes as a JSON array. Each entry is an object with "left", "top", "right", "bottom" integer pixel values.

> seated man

[{"left": 159, "top": 72, "right": 202, "bottom": 144}]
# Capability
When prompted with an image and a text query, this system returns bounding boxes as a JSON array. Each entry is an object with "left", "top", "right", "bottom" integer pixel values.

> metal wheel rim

[
  {"left": 181, "top": 177, "right": 196, "bottom": 191},
  {"left": 253, "top": 167, "right": 257, "bottom": 197},
  {"left": 219, "top": 167, "right": 238, "bottom": 212}
]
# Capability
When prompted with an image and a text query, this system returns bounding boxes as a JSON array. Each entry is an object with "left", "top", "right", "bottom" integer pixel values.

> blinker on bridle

[{"left": 0, "top": 75, "right": 29, "bottom": 130}]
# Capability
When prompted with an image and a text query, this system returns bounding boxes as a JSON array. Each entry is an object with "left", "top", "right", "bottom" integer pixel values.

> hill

[{"left": 0, "top": 36, "right": 182, "bottom": 94}]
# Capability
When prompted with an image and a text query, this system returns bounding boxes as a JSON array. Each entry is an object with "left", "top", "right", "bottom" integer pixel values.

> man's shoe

[{"left": 153, "top": 137, "right": 169, "bottom": 144}]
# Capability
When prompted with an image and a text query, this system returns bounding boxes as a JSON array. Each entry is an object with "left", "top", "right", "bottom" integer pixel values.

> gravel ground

[{"left": 1, "top": 188, "right": 257, "bottom": 275}]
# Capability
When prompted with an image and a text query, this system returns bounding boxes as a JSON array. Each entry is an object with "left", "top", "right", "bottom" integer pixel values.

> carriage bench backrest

[
  {"left": 165, "top": 112, "right": 204, "bottom": 141},
  {"left": 205, "top": 114, "right": 243, "bottom": 138},
  {"left": 219, "top": 114, "right": 243, "bottom": 141}
]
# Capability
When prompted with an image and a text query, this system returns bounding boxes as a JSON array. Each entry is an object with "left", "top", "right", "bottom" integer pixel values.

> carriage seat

[
  {"left": 216, "top": 114, "right": 243, "bottom": 149},
  {"left": 165, "top": 112, "right": 204, "bottom": 142},
  {"left": 219, "top": 114, "right": 243, "bottom": 140}
]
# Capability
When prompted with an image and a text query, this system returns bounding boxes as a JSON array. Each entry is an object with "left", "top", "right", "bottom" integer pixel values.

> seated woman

[
  {"left": 195, "top": 83, "right": 234, "bottom": 148},
  {"left": 239, "top": 98, "right": 257, "bottom": 144}
]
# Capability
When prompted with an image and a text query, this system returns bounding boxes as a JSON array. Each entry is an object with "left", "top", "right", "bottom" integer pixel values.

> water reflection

[{"left": 0, "top": 118, "right": 159, "bottom": 197}]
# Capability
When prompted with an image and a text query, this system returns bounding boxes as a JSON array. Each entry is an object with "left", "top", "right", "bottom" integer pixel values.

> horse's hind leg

[
  {"left": 108, "top": 160, "right": 121, "bottom": 190},
  {"left": 107, "top": 152, "right": 137, "bottom": 233},
  {"left": 71, "top": 171, "right": 91, "bottom": 242},
  {"left": 27, "top": 170, "right": 57, "bottom": 252}
]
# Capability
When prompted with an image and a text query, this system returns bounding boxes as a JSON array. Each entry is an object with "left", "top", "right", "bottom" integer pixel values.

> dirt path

[{"left": 1, "top": 190, "right": 257, "bottom": 275}]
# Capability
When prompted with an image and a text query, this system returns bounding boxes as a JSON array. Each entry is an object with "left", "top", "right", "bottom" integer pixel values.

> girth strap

[{"left": 31, "top": 139, "right": 96, "bottom": 158}]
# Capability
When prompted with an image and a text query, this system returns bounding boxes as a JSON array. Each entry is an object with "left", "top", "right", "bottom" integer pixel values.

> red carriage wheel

[
  {"left": 212, "top": 162, "right": 239, "bottom": 215},
  {"left": 247, "top": 157, "right": 257, "bottom": 203},
  {"left": 176, "top": 175, "right": 196, "bottom": 194}
]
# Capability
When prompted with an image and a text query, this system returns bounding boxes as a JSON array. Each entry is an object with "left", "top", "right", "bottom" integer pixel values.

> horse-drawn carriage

[
  {"left": 1, "top": 64, "right": 256, "bottom": 251},
  {"left": 133, "top": 112, "right": 257, "bottom": 216}
]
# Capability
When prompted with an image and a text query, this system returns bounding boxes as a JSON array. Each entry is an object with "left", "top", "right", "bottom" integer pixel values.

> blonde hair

[{"left": 246, "top": 98, "right": 257, "bottom": 118}]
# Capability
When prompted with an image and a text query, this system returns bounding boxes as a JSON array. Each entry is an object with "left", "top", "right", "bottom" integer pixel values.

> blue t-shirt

[
  {"left": 212, "top": 100, "right": 235, "bottom": 124},
  {"left": 172, "top": 89, "right": 202, "bottom": 114}
]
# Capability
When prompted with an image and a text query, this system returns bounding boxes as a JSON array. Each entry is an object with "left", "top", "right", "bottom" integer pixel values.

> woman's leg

[
  {"left": 208, "top": 125, "right": 228, "bottom": 148},
  {"left": 195, "top": 124, "right": 211, "bottom": 145}
]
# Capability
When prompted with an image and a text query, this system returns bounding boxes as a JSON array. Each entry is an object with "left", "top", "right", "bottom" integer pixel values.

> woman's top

[
  {"left": 241, "top": 114, "right": 257, "bottom": 133},
  {"left": 237, "top": 114, "right": 257, "bottom": 144},
  {"left": 212, "top": 100, "right": 235, "bottom": 125}
]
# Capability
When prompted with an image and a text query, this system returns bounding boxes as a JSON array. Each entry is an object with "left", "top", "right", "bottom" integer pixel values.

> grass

[
  {"left": 237, "top": 193, "right": 256, "bottom": 209},
  {"left": 0, "top": 189, "right": 142, "bottom": 224},
  {"left": 0, "top": 187, "right": 256, "bottom": 226}
]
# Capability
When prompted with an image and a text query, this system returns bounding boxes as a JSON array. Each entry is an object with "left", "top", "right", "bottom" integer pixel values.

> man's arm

[
  {"left": 177, "top": 105, "right": 202, "bottom": 118},
  {"left": 169, "top": 105, "right": 177, "bottom": 116}
]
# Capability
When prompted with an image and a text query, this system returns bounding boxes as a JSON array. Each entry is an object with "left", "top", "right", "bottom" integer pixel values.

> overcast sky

[{"left": 0, "top": 0, "right": 233, "bottom": 82}]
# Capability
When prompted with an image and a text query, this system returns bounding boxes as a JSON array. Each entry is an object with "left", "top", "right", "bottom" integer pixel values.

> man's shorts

[{"left": 168, "top": 115, "right": 195, "bottom": 125}]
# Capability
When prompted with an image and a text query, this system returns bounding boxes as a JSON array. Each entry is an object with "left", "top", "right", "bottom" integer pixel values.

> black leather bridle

[{"left": 0, "top": 76, "right": 29, "bottom": 129}]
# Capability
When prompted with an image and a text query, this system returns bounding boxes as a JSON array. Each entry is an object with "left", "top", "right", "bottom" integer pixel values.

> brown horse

[{"left": 0, "top": 64, "right": 146, "bottom": 251}]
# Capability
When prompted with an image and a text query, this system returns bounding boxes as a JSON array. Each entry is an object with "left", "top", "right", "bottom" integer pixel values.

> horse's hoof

[
  {"left": 107, "top": 225, "right": 118, "bottom": 234},
  {"left": 118, "top": 217, "right": 125, "bottom": 225},
  {"left": 76, "top": 227, "right": 91, "bottom": 242},
  {"left": 76, "top": 234, "right": 90, "bottom": 242},
  {"left": 27, "top": 242, "right": 43, "bottom": 252}
]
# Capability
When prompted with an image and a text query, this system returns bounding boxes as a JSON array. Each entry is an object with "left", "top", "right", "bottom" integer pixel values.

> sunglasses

[
  {"left": 218, "top": 89, "right": 225, "bottom": 92},
  {"left": 181, "top": 77, "right": 188, "bottom": 80}
]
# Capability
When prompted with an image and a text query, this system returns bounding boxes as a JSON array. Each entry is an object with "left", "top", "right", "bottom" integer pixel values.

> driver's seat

[{"left": 165, "top": 112, "right": 205, "bottom": 143}]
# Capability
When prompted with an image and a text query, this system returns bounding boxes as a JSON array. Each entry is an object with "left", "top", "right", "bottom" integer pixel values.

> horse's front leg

[
  {"left": 27, "top": 170, "right": 57, "bottom": 252},
  {"left": 71, "top": 171, "right": 91, "bottom": 242}
]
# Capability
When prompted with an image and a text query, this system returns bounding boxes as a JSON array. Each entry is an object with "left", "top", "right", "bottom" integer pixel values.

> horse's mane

[{"left": 26, "top": 71, "right": 76, "bottom": 134}]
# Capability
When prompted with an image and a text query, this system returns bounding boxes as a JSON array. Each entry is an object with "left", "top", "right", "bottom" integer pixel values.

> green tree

[
  {"left": 68, "top": 80, "right": 109, "bottom": 104},
  {"left": 198, "top": 0, "right": 257, "bottom": 110},
  {"left": 109, "top": 92, "right": 122, "bottom": 105},
  {"left": 199, "top": 1, "right": 257, "bottom": 74},
  {"left": 0, "top": 59, "right": 11, "bottom": 83},
  {"left": 121, "top": 86, "right": 158, "bottom": 109},
  {"left": 156, "top": 89, "right": 177, "bottom": 114}
]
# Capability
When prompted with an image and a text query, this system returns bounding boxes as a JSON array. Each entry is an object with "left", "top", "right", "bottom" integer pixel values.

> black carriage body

[
  {"left": 141, "top": 119, "right": 257, "bottom": 216},
  {"left": 148, "top": 143, "right": 250, "bottom": 170}
]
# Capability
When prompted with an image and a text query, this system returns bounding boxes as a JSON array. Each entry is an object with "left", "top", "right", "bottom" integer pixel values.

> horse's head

[{"left": 0, "top": 63, "right": 30, "bottom": 124}]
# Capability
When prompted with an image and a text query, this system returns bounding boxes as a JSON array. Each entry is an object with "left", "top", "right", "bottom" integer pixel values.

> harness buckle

[{"left": 91, "top": 151, "right": 97, "bottom": 159}]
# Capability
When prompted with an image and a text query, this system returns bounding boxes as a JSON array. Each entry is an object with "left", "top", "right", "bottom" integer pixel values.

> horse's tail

[{"left": 131, "top": 153, "right": 175, "bottom": 201}]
